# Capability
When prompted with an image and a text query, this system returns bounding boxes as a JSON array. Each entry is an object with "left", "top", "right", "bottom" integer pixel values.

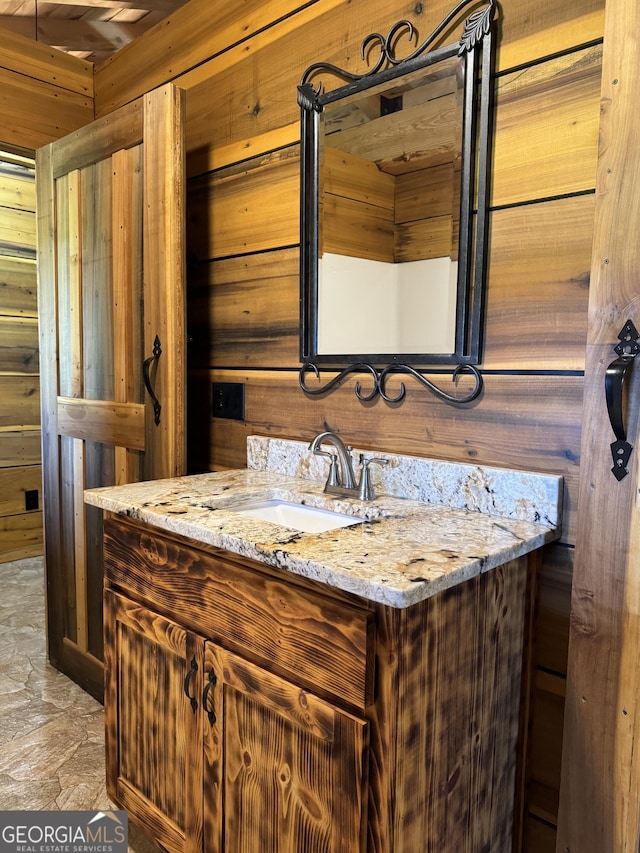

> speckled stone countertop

[{"left": 85, "top": 436, "right": 563, "bottom": 609}]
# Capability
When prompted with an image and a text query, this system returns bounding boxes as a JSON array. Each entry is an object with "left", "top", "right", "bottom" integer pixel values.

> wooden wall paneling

[
  {"left": 0, "top": 256, "right": 37, "bottom": 317},
  {"left": 527, "top": 674, "right": 566, "bottom": 824},
  {"left": 0, "top": 142, "right": 40, "bottom": 568},
  {"left": 0, "top": 206, "right": 35, "bottom": 256},
  {"left": 180, "top": 0, "right": 467, "bottom": 163},
  {"left": 0, "top": 511, "right": 44, "bottom": 563},
  {"left": 183, "top": 1, "right": 601, "bottom": 173},
  {"left": 524, "top": 814, "right": 557, "bottom": 853},
  {"left": 535, "top": 544, "right": 573, "bottom": 676},
  {"left": 186, "top": 380, "right": 250, "bottom": 472},
  {"left": 484, "top": 195, "right": 593, "bottom": 370},
  {"left": 497, "top": 3, "right": 603, "bottom": 73},
  {"left": 187, "top": 247, "right": 300, "bottom": 369},
  {"left": 0, "top": 67, "right": 94, "bottom": 152},
  {"left": 557, "top": 0, "right": 640, "bottom": 848},
  {"left": 0, "top": 316, "right": 39, "bottom": 373},
  {"left": 0, "top": 27, "right": 93, "bottom": 97},
  {"left": 0, "top": 466, "right": 41, "bottom": 516},
  {"left": 0, "top": 375, "right": 40, "bottom": 427},
  {"left": 94, "top": 0, "right": 603, "bottom": 157},
  {"left": 492, "top": 45, "right": 601, "bottom": 208},
  {"left": 187, "top": 150, "right": 299, "bottom": 262},
  {"left": 0, "top": 163, "right": 36, "bottom": 210},
  {"left": 94, "top": 0, "right": 347, "bottom": 117},
  {"left": 0, "top": 430, "right": 41, "bottom": 468}
]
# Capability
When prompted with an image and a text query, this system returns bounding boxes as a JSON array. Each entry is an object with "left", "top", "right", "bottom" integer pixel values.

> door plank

[
  {"left": 557, "top": 0, "right": 640, "bottom": 849},
  {"left": 73, "top": 437, "right": 88, "bottom": 652},
  {"left": 142, "top": 84, "right": 186, "bottom": 479},
  {"left": 112, "top": 145, "right": 144, "bottom": 484},
  {"left": 57, "top": 398, "right": 145, "bottom": 449},
  {"left": 50, "top": 97, "right": 144, "bottom": 178}
]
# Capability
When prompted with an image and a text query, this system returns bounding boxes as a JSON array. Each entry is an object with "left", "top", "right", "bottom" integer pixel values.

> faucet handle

[
  {"left": 313, "top": 449, "right": 340, "bottom": 487},
  {"left": 357, "top": 455, "right": 389, "bottom": 501}
]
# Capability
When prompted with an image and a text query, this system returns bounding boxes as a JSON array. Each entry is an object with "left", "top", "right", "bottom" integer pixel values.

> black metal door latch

[{"left": 605, "top": 319, "right": 639, "bottom": 480}]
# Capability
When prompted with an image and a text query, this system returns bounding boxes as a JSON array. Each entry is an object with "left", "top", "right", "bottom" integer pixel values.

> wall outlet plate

[
  {"left": 25, "top": 489, "right": 39, "bottom": 511},
  {"left": 212, "top": 382, "right": 245, "bottom": 420}
]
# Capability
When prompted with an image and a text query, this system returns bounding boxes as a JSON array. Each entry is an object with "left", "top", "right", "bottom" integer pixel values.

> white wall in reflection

[{"left": 318, "top": 253, "right": 457, "bottom": 355}]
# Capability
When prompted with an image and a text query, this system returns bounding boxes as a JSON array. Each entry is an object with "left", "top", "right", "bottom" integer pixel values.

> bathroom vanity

[{"left": 86, "top": 437, "right": 562, "bottom": 853}]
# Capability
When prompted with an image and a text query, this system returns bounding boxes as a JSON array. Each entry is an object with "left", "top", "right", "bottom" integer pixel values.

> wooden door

[
  {"left": 557, "top": 0, "right": 640, "bottom": 849},
  {"left": 104, "top": 591, "right": 204, "bottom": 853},
  {"left": 36, "top": 83, "right": 185, "bottom": 699},
  {"left": 202, "top": 644, "right": 369, "bottom": 853}
]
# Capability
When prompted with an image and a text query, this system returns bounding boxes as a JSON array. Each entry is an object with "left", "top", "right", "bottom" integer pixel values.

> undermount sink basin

[{"left": 232, "top": 499, "right": 362, "bottom": 533}]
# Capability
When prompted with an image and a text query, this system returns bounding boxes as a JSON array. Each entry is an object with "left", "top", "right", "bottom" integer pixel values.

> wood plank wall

[
  {"left": 0, "top": 29, "right": 94, "bottom": 151},
  {"left": 94, "top": 0, "right": 605, "bottom": 848},
  {"left": 0, "top": 30, "right": 94, "bottom": 562},
  {"left": 0, "top": 153, "right": 41, "bottom": 561}
]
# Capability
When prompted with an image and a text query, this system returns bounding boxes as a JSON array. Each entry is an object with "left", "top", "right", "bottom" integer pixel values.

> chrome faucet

[{"left": 309, "top": 431, "right": 388, "bottom": 500}]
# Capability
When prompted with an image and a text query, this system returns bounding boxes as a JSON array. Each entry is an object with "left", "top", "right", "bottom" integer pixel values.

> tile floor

[{"left": 0, "top": 556, "right": 162, "bottom": 852}]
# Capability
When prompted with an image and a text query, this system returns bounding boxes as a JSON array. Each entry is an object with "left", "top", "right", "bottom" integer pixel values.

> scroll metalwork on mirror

[{"left": 297, "top": 0, "right": 497, "bottom": 403}]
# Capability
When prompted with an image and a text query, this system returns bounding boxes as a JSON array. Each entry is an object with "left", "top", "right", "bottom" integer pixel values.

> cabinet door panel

[
  {"left": 104, "top": 591, "right": 204, "bottom": 853},
  {"left": 203, "top": 645, "right": 368, "bottom": 853}
]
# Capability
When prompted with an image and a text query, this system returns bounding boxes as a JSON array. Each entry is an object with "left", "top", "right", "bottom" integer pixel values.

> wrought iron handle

[
  {"left": 605, "top": 320, "right": 639, "bottom": 481},
  {"left": 202, "top": 669, "right": 217, "bottom": 725},
  {"left": 143, "top": 335, "right": 162, "bottom": 426},
  {"left": 183, "top": 656, "right": 198, "bottom": 713}
]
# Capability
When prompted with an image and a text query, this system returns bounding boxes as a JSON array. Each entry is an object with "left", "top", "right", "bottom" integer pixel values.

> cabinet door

[
  {"left": 104, "top": 590, "right": 204, "bottom": 853},
  {"left": 202, "top": 645, "right": 369, "bottom": 853}
]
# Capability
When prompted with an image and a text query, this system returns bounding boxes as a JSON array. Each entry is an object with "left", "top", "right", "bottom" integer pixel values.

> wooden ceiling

[{"left": 0, "top": 0, "right": 192, "bottom": 65}]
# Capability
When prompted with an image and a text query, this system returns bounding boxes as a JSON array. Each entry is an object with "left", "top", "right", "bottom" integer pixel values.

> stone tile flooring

[{"left": 0, "top": 556, "right": 161, "bottom": 852}]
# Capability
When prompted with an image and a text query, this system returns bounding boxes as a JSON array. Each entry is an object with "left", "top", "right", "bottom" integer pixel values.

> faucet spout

[{"left": 308, "top": 431, "right": 357, "bottom": 489}]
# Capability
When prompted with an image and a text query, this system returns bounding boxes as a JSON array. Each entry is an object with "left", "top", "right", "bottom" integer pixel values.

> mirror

[{"left": 298, "top": 1, "right": 497, "bottom": 403}]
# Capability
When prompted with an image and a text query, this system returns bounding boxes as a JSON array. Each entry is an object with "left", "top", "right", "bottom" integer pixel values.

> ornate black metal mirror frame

[{"left": 297, "top": 0, "right": 496, "bottom": 403}]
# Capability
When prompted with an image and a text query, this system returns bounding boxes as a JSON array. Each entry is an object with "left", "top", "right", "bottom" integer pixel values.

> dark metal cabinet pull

[
  {"left": 202, "top": 669, "right": 217, "bottom": 725},
  {"left": 183, "top": 656, "right": 198, "bottom": 713},
  {"left": 143, "top": 335, "right": 162, "bottom": 426},
  {"left": 605, "top": 319, "right": 639, "bottom": 480}
]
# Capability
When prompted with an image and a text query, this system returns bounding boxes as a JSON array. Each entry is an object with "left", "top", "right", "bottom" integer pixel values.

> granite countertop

[{"left": 85, "top": 437, "right": 563, "bottom": 609}]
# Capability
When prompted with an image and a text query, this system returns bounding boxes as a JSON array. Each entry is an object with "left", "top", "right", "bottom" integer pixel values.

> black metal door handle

[
  {"left": 183, "top": 656, "right": 198, "bottom": 713},
  {"left": 202, "top": 669, "right": 217, "bottom": 725},
  {"left": 605, "top": 320, "right": 639, "bottom": 481},
  {"left": 143, "top": 335, "right": 162, "bottom": 426}
]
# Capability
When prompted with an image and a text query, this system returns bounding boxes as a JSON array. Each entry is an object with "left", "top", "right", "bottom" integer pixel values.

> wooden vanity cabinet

[
  {"left": 103, "top": 515, "right": 533, "bottom": 853},
  {"left": 103, "top": 517, "right": 372, "bottom": 853}
]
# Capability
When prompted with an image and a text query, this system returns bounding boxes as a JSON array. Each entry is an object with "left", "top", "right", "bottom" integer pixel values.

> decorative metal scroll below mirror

[{"left": 297, "top": 0, "right": 497, "bottom": 403}]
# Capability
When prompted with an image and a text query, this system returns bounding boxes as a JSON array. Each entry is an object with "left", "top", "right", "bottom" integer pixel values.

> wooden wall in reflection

[{"left": 95, "top": 0, "right": 605, "bottom": 847}]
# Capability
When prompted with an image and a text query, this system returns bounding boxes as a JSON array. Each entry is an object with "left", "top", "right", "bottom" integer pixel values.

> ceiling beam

[
  {"left": 27, "top": 0, "right": 182, "bottom": 10},
  {"left": 0, "top": 16, "right": 146, "bottom": 51}
]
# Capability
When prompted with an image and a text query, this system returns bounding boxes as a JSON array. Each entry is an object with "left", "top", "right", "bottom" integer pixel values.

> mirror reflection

[{"left": 318, "top": 56, "right": 464, "bottom": 356}]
